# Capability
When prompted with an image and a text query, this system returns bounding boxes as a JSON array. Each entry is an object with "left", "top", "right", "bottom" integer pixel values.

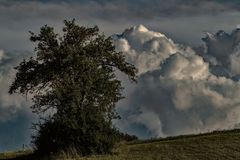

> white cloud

[
  {"left": 114, "top": 25, "right": 178, "bottom": 74},
  {"left": 115, "top": 25, "right": 240, "bottom": 138}
]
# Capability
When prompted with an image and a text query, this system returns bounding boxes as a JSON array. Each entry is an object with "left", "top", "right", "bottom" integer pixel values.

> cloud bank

[
  {"left": 114, "top": 25, "right": 240, "bottom": 138},
  {"left": 0, "top": 50, "right": 34, "bottom": 151},
  {"left": 3, "top": 0, "right": 240, "bottom": 17},
  {"left": 0, "top": 0, "right": 240, "bottom": 51}
]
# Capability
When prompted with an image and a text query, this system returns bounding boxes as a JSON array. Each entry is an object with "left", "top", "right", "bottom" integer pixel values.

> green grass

[
  {"left": 0, "top": 150, "right": 32, "bottom": 159},
  {"left": 2, "top": 129, "right": 240, "bottom": 160}
]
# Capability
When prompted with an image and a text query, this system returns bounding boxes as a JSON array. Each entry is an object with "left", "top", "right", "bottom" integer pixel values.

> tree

[{"left": 9, "top": 19, "right": 137, "bottom": 155}]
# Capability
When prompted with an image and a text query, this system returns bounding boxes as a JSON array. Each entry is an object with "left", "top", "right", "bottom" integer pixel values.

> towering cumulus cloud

[{"left": 114, "top": 25, "right": 240, "bottom": 138}]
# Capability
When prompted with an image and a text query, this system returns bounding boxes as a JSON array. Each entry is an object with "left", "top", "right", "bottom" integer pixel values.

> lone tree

[{"left": 9, "top": 20, "right": 137, "bottom": 155}]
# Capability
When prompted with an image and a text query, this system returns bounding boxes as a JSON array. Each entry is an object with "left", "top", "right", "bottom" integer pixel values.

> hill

[{"left": 1, "top": 129, "right": 240, "bottom": 160}]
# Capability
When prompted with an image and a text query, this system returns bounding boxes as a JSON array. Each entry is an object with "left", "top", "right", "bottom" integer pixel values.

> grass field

[{"left": 1, "top": 129, "right": 240, "bottom": 160}]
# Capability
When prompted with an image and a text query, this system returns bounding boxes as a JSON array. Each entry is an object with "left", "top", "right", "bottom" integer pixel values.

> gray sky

[
  {"left": 1, "top": 0, "right": 240, "bottom": 151},
  {"left": 0, "top": 0, "right": 240, "bottom": 51}
]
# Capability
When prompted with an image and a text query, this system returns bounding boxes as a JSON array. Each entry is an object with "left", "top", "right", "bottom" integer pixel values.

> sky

[{"left": 1, "top": 0, "right": 240, "bottom": 151}]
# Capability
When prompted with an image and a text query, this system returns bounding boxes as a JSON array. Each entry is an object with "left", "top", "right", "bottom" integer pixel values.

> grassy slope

[
  {"left": 2, "top": 129, "right": 240, "bottom": 160},
  {"left": 0, "top": 150, "right": 33, "bottom": 160}
]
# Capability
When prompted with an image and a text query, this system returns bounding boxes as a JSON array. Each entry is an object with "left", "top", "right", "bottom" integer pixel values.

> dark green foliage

[
  {"left": 32, "top": 117, "right": 120, "bottom": 155},
  {"left": 118, "top": 132, "right": 138, "bottom": 142},
  {"left": 9, "top": 19, "right": 137, "bottom": 155}
]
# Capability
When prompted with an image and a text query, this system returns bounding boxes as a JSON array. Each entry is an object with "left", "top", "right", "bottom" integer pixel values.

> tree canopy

[{"left": 9, "top": 19, "right": 137, "bottom": 155}]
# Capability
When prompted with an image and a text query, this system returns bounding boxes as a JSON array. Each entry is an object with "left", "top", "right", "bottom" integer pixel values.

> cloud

[
  {"left": 4, "top": 0, "right": 239, "bottom": 17},
  {"left": 113, "top": 25, "right": 178, "bottom": 74},
  {"left": 0, "top": 0, "right": 239, "bottom": 51},
  {"left": 114, "top": 25, "right": 240, "bottom": 138},
  {"left": 0, "top": 50, "right": 34, "bottom": 151},
  {"left": 197, "top": 28, "right": 240, "bottom": 80}
]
